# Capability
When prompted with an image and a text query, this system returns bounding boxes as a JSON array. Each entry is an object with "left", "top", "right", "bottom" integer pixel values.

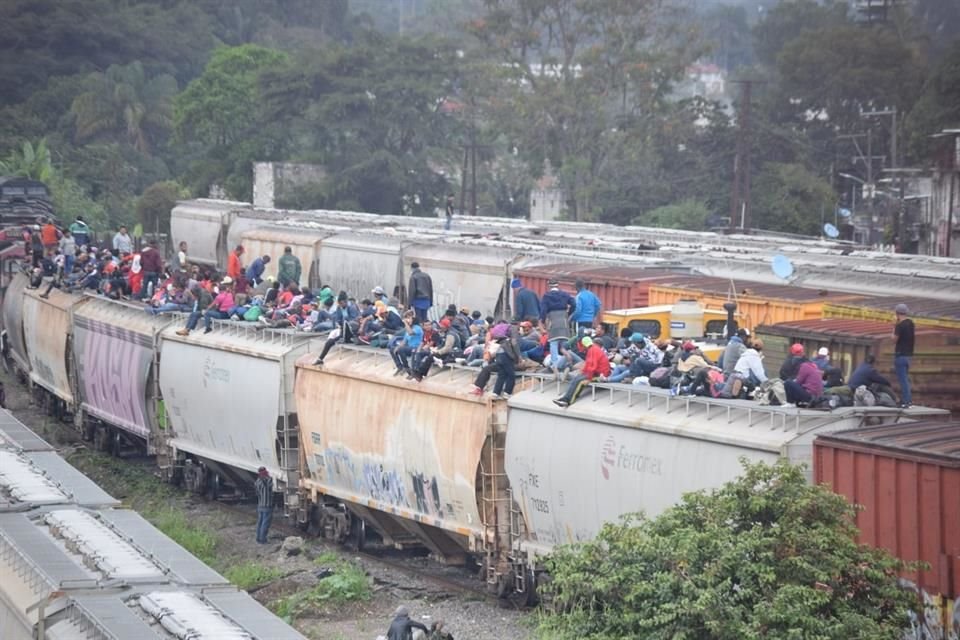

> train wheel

[
  {"left": 207, "top": 472, "right": 222, "bottom": 501},
  {"left": 345, "top": 516, "right": 366, "bottom": 551},
  {"left": 110, "top": 429, "right": 123, "bottom": 457}
]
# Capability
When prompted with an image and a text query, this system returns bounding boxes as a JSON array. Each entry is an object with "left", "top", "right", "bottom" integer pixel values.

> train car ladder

[{"left": 479, "top": 409, "right": 510, "bottom": 587}]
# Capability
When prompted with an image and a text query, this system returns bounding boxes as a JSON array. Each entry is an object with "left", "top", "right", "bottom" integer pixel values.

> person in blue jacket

[
  {"left": 572, "top": 279, "right": 602, "bottom": 330},
  {"left": 540, "top": 279, "right": 575, "bottom": 371}
]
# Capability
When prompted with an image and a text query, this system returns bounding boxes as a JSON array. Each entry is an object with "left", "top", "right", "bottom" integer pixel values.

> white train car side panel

[
  {"left": 21, "top": 288, "right": 86, "bottom": 405},
  {"left": 316, "top": 234, "right": 404, "bottom": 299},
  {"left": 2, "top": 272, "right": 29, "bottom": 373},
  {"left": 159, "top": 339, "right": 285, "bottom": 477},
  {"left": 404, "top": 244, "right": 520, "bottom": 317},
  {"left": 240, "top": 228, "right": 329, "bottom": 287},
  {"left": 505, "top": 387, "right": 947, "bottom": 555}
]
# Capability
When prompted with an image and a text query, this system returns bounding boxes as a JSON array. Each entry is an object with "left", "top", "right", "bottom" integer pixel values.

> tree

[
  {"left": 637, "top": 199, "right": 712, "bottom": 230},
  {"left": 0, "top": 139, "right": 55, "bottom": 182},
  {"left": 539, "top": 460, "right": 919, "bottom": 640},
  {"left": 751, "top": 162, "right": 836, "bottom": 235},
  {"left": 70, "top": 61, "right": 178, "bottom": 155},
  {"left": 173, "top": 44, "right": 289, "bottom": 199},
  {"left": 136, "top": 180, "right": 185, "bottom": 238},
  {"left": 469, "top": 0, "right": 701, "bottom": 221},
  {"left": 903, "top": 39, "right": 960, "bottom": 160}
]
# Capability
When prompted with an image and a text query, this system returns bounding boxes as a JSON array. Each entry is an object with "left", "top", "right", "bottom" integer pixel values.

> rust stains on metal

[{"left": 815, "top": 422, "right": 960, "bottom": 599}]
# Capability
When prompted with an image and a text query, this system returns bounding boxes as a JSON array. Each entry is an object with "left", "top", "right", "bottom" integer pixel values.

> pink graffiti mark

[
  {"left": 76, "top": 319, "right": 152, "bottom": 437},
  {"left": 601, "top": 435, "right": 616, "bottom": 480}
]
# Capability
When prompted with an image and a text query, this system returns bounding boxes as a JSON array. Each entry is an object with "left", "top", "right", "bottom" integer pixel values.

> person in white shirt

[
  {"left": 112, "top": 225, "right": 133, "bottom": 254},
  {"left": 734, "top": 339, "right": 768, "bottom": 385}
]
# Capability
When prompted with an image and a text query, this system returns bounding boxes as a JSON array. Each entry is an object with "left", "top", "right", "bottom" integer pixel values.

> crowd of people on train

[{"left": 22, "top": 216, "right": 915, "bottom": 411}]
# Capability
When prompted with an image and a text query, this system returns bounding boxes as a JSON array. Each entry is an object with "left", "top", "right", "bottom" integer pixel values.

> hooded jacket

[
  {"left": 582, "top": 344, "right": 612, "bottom": 379},
  {"left": 277, "top": 253, "right": 301, "bottom": 285}
]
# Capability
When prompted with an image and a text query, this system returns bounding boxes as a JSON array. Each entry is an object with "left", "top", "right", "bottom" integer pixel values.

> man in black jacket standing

[
  {"left": 893, "top": 303, "right": 915, "bottom": 408},
  {"left": 386, "top": 605, "right": 428, "bottom": 640},
  {"left": 408, "top": 262, "right": 434, "bottom": 323}
]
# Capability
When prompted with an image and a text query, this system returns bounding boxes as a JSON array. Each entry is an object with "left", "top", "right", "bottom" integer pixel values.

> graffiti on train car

[
  {"left": 314, "top": 442, "right": 449, "bottom": 519},
  {"left": 73, "top": 317, "right": 154, "bottom": 436},
  {"left": 901, "top": 579, "right": 959, "bottom": 640}
]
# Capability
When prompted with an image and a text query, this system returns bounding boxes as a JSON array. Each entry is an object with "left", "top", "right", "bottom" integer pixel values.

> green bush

[
  {"left": 271, "top": 559, "right": 371, "bottom": 623},
  {"left": 537, "top": 460, "right": 920, "bottom": 640},
  {"left": 148, "top": 508, "right": 219, "bottom": 565}
]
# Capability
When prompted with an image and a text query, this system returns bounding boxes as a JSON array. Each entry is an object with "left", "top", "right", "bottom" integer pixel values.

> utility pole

[{"left": 729, "top": 80, "right": 756, "bottom": 232}]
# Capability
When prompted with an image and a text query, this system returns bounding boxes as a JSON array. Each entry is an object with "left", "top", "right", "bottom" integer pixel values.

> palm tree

[
  {"left": 70, "top": 61, "right": 178, "bottom": 155},
  {"left": 0, "top": 139, "right": 54, "bottom": 182}
]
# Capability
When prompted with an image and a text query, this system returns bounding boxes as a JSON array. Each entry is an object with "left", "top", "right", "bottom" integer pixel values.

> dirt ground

[{"left": 0, "top": 368, "right": 534, "bottom": 640}]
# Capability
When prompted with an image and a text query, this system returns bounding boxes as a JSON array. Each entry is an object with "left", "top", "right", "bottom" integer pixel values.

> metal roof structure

[
  {"left": 0, "top": 409, "right": 54, "bottom": 451},
  {"left": 817, "top": 421, "right": 960, "bottom": 464}
]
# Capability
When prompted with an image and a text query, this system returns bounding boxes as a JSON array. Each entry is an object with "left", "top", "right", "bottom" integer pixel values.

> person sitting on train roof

[
  {"left": 146, "top": 283, "right": 190, "bottom": 315},
  {"left": 812, "top": 347, "right": 845, "bottom": 388},
  {"left": 847, "top": 354, "right": 893, "bottom": 394},
  {"left": 313, "top": 292, "right": 360, "bottom": 365},
  {"left": 176, "top": 283, "right": 214, "bottom": 336},
  {"left": 245, "top": 254, "right": 271, "bottom": 287},
  {"left": 718, "top": 329, "right": 749, "bottom": 378},
  {"left": 733, "top": 339, "right": 767, "bottom": 385},
  {"left": 552, "top": 336, "right": 611, "bottom": 408},
  {"left": 517, "top": 321, "right": 544, "bottom": 362},
  {"left": 674, "top": 341, "right": 721, "bottom": 396},
  {"left": 779, "top": 343, "right": 807, "bottom": 380},
  {"left": 784, "top": 352, "right": 824, "bottom": 407},
  {"left": 371, "top": 285, "right": 389, "bottom": 304},
  {"left": 512, "top": 277, "right": 541, "bottom": 323},
  {"left": 201, "top": 276, "right": 235, "bottom": 334},
  {"left": 389, "top": 313, "right": 424, "bottom": 374}
]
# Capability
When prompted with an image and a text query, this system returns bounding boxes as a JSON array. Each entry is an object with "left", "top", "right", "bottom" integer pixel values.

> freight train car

[
  {"left": 815, "top": 422, "right": 960, "bottom": 638},
  {"left": 0, "top": 411, "right": 307, "bottom": 640},
  {"left": 503, "top": 382, "right": 945, "bottom": 567},
  {"left": 158, "top": 320, "right": 319, "bottom": 499},
  {"left": 294, "top": 348, "right": 517, "bottom": 590},
  {"left": 71, "top": 295, "right": 174, "bottom": 454}
]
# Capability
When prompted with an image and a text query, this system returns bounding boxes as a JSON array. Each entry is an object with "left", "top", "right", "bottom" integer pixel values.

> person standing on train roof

[
  {"left": 69, "top": 216, "right": 90, "bottom": 247},
  {"left": 553, "top": 336, "right": 611, "bottom": 408},
  {"left": 245, "top": 254, "right": 270, "bottom": 287},
  {"left": 227, "top": 244, "right": 244, "bottom": 281},
  {"left": 277, "top": 246, "right": 301, "bottom": 287},
  {"left": 407, "top": 262, "right": 433, "bottom": 323},
  {"left": 40, "top": 217, "right": 60, "bottom": 255},
  {"left": 173, "top": 241, "right": 188, "bottom": 272},
  {"left": 58, "top": 229, "right": 76, "bottom": 276},
  {"left": 893, "top": 303, "right": 914, "bottom": 408},
  {"left": 112, "top": 225, "right": 133, "bottom": 255},
  {"left": 539, "top": 279, "right": 576, "bottom": 374},
  {"left": 572, "top": 279, "right": 602, "bottom": 331},
  {"left": 254, "top": 467, "right": 274, "bottom": 544},
  {"left": 511, "top": 277, "right": 541, "bottom": 323},
  {"left": 139, "top": 239, "right": 164, "bottom": 300}
]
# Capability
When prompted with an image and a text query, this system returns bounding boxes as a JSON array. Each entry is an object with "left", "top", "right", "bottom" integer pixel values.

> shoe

[
  {"left": 455, "top": 358, "right": 466, "bottom": 365},
  {"left": 358, "top": 335, "right": 371, "bottom": 345},
  {"left": 898, "top": 402, "right": 912, "bottom": 408},
  {"left": 314, "top": 358, "right": 324, "bottom": 366},
  {"left": 203, "top": 328, "right": 212, "bottom": 334},
  {"left": 176, "top": 329, "right": 190, "bottom": 336},
  {"left": 393, "top": 368, "right": 405, "bottom": 376},
  {"left": 433, "top": 357, "right": 444, "bottom": 368},
  {"left": 39, "top": 293, "right": 49, "bottom": 299},
  {"left": 499, "top": 392, "right": 511, "bottom": 399},
  {"left": 258, "top": 316, "right": 270, "bottom": 325},
  {"left": 553, "top": 399, "right": 569, "bottom": 408},
  {"left": 469, "top": 387, "right": 483, "bottom": 396}
]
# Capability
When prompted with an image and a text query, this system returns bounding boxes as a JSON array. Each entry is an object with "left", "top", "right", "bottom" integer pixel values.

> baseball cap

[
  {"left": 817, "top": 347, "right": 829, "bottom": 357},
  {"left": 581, "top": 336, "right": 593, "bottom": 347},
  {"left": 372, "top": 286, "right": 384, "bottom": 294},
  {"left": 257, "top": 466, "right": 268, "bottom": 476},
  {"left": 790, "top": 343, "right": 804, "bottom": 356},
  {"left": 520, "top": 320, "right": 533, "bottom": 329},
  {"left": 682, "top": 341, "right": 695, "bottom": 351},
  {"left": 894, "top": 303, "right": 910, "bottom": 315},
  {"left": 511, "top": 278, "right": 522, "bottom": 289},
  {"left": 440, "top": 318, "right": 451, "bottom": 328},
  {"left": 221, "top": 276, "right": 234, "bottom": 285},
  {"left": 630, "top": 332, "right": 644, "bottom": 343}
]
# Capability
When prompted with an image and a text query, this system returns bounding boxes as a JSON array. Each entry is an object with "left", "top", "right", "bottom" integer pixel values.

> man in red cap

[
  {"left": 254, "top": 467, "right": 274, "bottom": 544},
  {"left": 779, "top": 343, "right": 807, "bottom": 381}
]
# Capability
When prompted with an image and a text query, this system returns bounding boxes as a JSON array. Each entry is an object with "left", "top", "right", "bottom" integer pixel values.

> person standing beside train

[
  {"left": 69, "top": 216, "right": 90, "bottom": 247},
  {"left": 407, "top": 262, "right": 433, "bottom": 323},
  {"left": 277, "top": 246, "right": 301, "bottom": 287},
  {"left": 227, "top": 244, "right": 245, "bottom": 282},
  {"left": 893, "top": 303, "right": 914, "bottom": 408},
  {"left": 254, "top": 467, "right": 274, "bottom": 544},
  {"left": 572, "top": 279, "right": 602, "bottom": 331},
  {"left": 539, "top": 279, "right": 575, "bottom": 374},
  {"left": 511, "top": 277, "right": 541, "bottom": 323},
  {"left": 112, "top": 225, "right": 133, "bottom": 255}
]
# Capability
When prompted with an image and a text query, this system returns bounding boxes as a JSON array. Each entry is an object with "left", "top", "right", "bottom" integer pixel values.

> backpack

[
  {"left": 243, "top": 306, "right": 262, "bottom": 321},
  {"left": 648, "top": 366, "right": 671, "bottom": 389},
  {"left": 757, "top": 379, "right": 787, "bottom": 406},
  {"left": 854, "top": 385, "right": 876, "bottom": 407}
]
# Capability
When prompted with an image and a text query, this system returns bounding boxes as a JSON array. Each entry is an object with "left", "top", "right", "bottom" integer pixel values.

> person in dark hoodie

[
  {"left": 848, "top": 354, "right": 894, "bottom": 396},
  {"left": 779, "top": 343, "right": 807, "bottom": 380},
  {"left": 539, "top": 279, "right": 575, "bottom": 373},
  {"left": 386, "top": 605, "right": 428, "bottom": 640},
  {"left": 511, "top": 277, "right": 541, "bottom": 323},
  {"left": 719, "top": 329, "right": 748, "bottom": 377}
]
